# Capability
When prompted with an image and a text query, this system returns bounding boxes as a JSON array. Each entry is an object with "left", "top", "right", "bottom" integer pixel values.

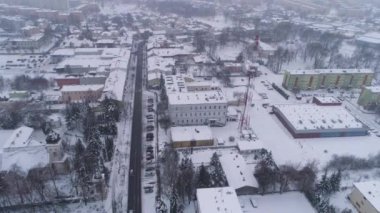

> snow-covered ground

[
  {"left": 339, "top": 41, "right": 356, "bottom": 58},
  {"left": 248, "top": 67, "right": 380, "bottom": 168},
  {"left": 193, "top": 15, "right": 235, "bottom": 31}
]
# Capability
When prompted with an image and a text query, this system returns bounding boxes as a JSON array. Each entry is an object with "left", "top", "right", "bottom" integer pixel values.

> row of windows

[
  {"left": 176, "top": 118, "right": 220, "bottom": 124},
  {"left": 175, "top": 111, "right": 226, "bottom": 117},
  {"left": 175, "top": 105, "right": 227, "bottom": 110}
]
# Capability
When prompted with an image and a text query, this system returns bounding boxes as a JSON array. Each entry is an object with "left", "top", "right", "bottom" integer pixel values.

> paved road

[{"left": 127, "top": 42, "right": 144, "bottom": 213}]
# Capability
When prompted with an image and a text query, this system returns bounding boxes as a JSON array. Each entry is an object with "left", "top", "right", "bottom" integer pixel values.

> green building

[
  {"left": 282, "top": 69, "right": 374, "bottom": 91},
  {"left": 357, "top": 86, "right": 380, "bottom": 109}
]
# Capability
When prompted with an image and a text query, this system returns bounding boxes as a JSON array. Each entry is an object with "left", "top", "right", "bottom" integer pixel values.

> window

[
  {"left": 219, "top": 106, "right": 221, "bottom": 109},
  {"left": 214, "top": 106, "right": 216, "bottom": 109}
]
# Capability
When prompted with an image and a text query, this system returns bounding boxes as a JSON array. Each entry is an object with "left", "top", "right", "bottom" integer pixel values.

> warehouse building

[
  {"left": 273, "top": 104, "right": 368, "bottom": 138},
  {"left": 282, "top": 69, "right": 374, "bottom": 91}
]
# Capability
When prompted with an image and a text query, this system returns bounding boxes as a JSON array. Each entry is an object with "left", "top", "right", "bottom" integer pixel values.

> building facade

[
  {"left": 357, "top": 86, "right": 380, "bottom": 109},
  {"left": 348, "top": 181, "right": 380, "bottom": 213},
  {"left": 168, "top": 91, "right": 228, "bottom": 126},
  {"left": 61, "top": 84, "right": 103, "bottom": 103},
  {"left": 282, "top": 69, "right": 374, "bottom": 91}
]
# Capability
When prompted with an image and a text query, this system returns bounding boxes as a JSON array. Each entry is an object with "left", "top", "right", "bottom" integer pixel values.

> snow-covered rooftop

[
  {"left": 259, "top": 41, "right": 276, "bottom": 51},
  {"left": 220, "top": 152, "right": 258, "bottom": 190},
  {"left": 148, "top": 46, "right": 194, "bottom": 58},
  {"left": 365, "top": 86, "right": 380, "bottom": 93},
  {"left": 168, "top": 90, "right": 227, "bottom": 105},
  {"left": 237, "top": 140, "right": 264, "bottom": 152},
  {"left": 287, "top": 69, "right": 374, "bottom": 75},
  {"left": 357, "top": 32, "right": 380, "bottom": 45},
  {"left": 3, "top": 126, "right": 42, "bottom": 150},
  {"left": 147, "top": 55, "right": 175, "bottom": 73},
  {"left": 61, "top": 84, "right": 104, "bottom": 92},
  {"left": 353, "top": 181, "right": 380, "bottom": 211},
  {"left": 313, "top": 96, "right": 341, "bottom": 104},
  {"left": 239, "top": 192, "right": 316, "bottom": 213},
  {"left": 51, "top": 48, "right": 75, "bottom": 56},
  {"left": 196, "top": 187, "right": 243, "bottom": 213},
  {"left": 102, "top": 70, "right": 126, "bottom": 101},
  {"left": 274, "top": 104, "right": 365, "bottom": 131},
  {"left": 171, "top": 126, "right": 213, "bottom": 142},
  {"left": 1, "top": 145, "right": 49, "bottom": 172}
]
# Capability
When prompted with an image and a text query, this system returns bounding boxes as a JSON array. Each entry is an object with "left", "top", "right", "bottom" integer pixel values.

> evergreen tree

[
  {"left": 209, "top": 152, "right": 228, "bottom": 187},
  {"left": 197, "top": 164, "right": 210, "bottom": 188},
  {"left": 105, "top": 137, "right": 114, "bottom": 162},
  {"left": 45, "top": 131, "right": 61, "bottom": 144},
  {"left": 170, "top": 192, "right": 178, "bottom": 213}
]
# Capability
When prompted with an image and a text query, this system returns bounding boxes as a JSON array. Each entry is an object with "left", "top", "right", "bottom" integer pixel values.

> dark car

[
  {"left": 147, "top": 98, "right": 154, "bottom": 103},
  {"left": 148, "top": 108, "right": 154, "bottom": 112},
  {"left": 146, "top": 133, "right": 154, "bottom": 138}
]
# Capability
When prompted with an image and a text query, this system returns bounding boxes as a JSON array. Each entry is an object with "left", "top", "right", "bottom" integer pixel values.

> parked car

[
  {"left": 148, "top": 108, "right": 154, "bottom": 112},
  {"left": 147, "top": 98, "right": 154, "bottom": 103}
]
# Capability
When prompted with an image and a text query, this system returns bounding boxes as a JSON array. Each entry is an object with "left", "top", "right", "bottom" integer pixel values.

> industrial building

[
  {"left": 282, "top": 69, "right": 374, "bottom": 91},
  {"left": 273, "top": 104, "right": 368, "bottom": 138}
]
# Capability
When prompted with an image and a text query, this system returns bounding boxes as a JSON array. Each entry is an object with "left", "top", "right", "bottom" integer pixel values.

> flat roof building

[
  {"left": 171, "top": 126, "right": 213, "bottom": 148},
  {"left": 196, "top": 187, "right": 243, "bottom": 213},
  {"left": 168, "top": 90, "right": 228, "bottom": 126},
  {"left": 273, "top": 104, "right": 368, "bottom": 138},
  {"left": 357, "top": 86, "right": 380, "bottom": 109},
  {"left": 220, "top": 152, "right": 259, "bottom": 195},
  {"left": 312, "top": 96, "right": 342, "bottom": 106},
  {"left": 349, "top": 181, "right": 380, "bottom": 213},
  {"left": 282, "top": 69, "right": 374, "bottom": 91}
]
